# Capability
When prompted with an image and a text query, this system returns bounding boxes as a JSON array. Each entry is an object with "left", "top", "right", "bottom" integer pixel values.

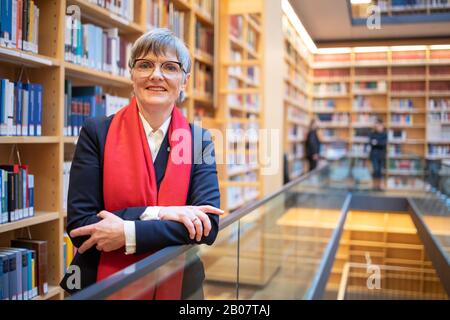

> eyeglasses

[{"left": 132, "top": 59, "right": 186, "bottom": 78}]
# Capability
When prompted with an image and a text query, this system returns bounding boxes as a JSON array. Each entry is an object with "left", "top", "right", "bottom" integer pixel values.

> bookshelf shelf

[
  {"left": 0, "top": 212, "right": 60, "bottom": 234},
  {"left": 0, "top": 137, "right": 60, "bottom": 144},
  {"left": 32, "top": 286, "right": 61, "bottom": 301},
  {"left": 64, "top": 62, "right": 133, "bottom": 87},
  {"left": 67, "top": 0, "right": 145, "bottom": 35},
  {"left": 0, "top": 47, "right": 58, "bottom": 67},
  {"left": 194, "top": 9, "right": 214, "bottom": 27}
]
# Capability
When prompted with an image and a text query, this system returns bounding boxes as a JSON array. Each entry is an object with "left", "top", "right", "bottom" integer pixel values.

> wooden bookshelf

[
  {"left": 300, "top": 45, "right": 450, "bottom": 190},
  {"left": 216, "top": 0, "right": 264, "bottom": 214},
  {"left": 282, "top": 10, "right": 311, "bottom": 180}
]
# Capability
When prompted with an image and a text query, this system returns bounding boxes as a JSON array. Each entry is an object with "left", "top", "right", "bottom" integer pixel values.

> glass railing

[
  {"left": 68, "top": 163, "right": 352, "bottom": 300},
  {"left": 66, "top": 156, "right": 450, "bottom": 300}
]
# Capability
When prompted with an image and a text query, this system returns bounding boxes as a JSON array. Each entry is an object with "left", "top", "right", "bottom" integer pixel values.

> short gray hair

[{"left": 129, "top": 28, "right": 191, "bottom": 102}]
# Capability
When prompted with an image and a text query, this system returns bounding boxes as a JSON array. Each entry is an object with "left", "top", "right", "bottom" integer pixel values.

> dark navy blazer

[{"left": 60, "top": 115, "right": 220, "bottom": 297}]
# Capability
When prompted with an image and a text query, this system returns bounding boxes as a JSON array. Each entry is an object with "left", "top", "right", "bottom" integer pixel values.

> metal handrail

[{"left": 68, "top": 164, "right": 329, "bottom": 300}]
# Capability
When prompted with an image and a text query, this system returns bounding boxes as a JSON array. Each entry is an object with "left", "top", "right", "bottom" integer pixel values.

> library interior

[{"left": 0, "top": 0, "right": 449, "bottom": 301}]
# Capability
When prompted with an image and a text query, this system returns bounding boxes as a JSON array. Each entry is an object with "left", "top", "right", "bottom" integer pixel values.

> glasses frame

[{"left": 132, "top": 59, "right": 187, "bottom": 78}]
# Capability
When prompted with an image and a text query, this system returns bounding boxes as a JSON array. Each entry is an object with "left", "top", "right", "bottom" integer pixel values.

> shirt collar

[{"left": 139, "top": 112, "right": 171, "bottom": 138}]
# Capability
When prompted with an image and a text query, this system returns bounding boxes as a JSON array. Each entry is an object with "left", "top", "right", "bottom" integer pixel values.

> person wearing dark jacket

[
  {"left": 369, "top": 118, "right": 388, "bottom": 190},
  {"left": 60, "top": 28, "right": 223, "bottom": 299},
  {"left": 305, "top": 119, "right": 321, "bottom": 171}
]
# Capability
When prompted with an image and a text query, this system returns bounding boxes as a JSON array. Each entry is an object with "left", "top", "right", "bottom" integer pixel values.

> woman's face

[{"left": 131, "top": 49, "right": 189, "bottom": 111}]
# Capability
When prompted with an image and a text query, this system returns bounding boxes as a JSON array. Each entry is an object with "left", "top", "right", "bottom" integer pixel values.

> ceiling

[{"left": 289, "top": 0, "right": 450, "bottom": 47}]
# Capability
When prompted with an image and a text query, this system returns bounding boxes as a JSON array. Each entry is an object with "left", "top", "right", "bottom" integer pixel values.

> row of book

[
  {"left": 427, "top": 112, "right": 449, "bottom": 122},
  {"left": 147, "top": 0, "right": 197, "bottom": 42},
  {"left": 287, "top": 106, "right": 308, "bottom": 124},
  {"left": 64, "top": 13, "right": 131, "bottom": 77},
  {"left": 312, "top": 99, "right": 335, "bottom": 109},
  {"left": 0, "top": 78, "right": 43, "bottom": 136},
  {"left": 427, "top": 125, "right": 450, "bottom": 141},
  {"left": 391, "top": 114, "right": 414, "bottom": 125},
  {"left": 314, "top": 69, "right": 350, "bottom": 78},
  {"left": 313, "top": 83, "right": 347, "bottom": 95},
  {"left": 353, "top": 81, "right": 387, "bottom": 92},
  {"left": 387, "top": 177, "right": 424, "bottom": 190},
  {"left": 429, "top": 98, "right": 450, "bottom": 110},
  {"left": 388, "top": 159, "right": 422, "bottom": 171},
  {"left": 429, "top": 82, "right": 450, "bottom": 92},
  {"left": 0, "top": 164, "right": 34, "bottom": 224},
  {"left": 392, "top": 66, "right": 424, "bottom": 76},
  {"left": 229, "top": 15, "right": 243, "bottom": 41},
  {"left": 195, "top": 21, "right": 214, "bottom": 56},
  {"left": 428, "top": 144, "right": 450, "bottom": 157},
  {"left": 354, "top": 114, "right": 379, "bottom": 125},
  {"left": 86, "top": 0, "right": 135, "bottom": 21},
  {"left": 288, "top": 124, "right": 305, "bottom": 140},
  {"left": 0, "top": 0, "right": 40, "bottom": 54},
  {"left": 351, "top": 143, "right": 371, "bottom": 156},
  {"left": 194, "top": 0, "right": 215, "bottom": 18},
  {"left": 282, "top": 16, "right": 309, "bottom": 60},
  {"left": 0, "top": 239, "right": 47, "bottom": 300},
  {"left": 227, "top": 172, "right": 258, "bottom": 210},
  {"left": 355, "top": 67, "right": 387, "bottom": 77},
  {"left": 64, "top": 80, "right": 129, "bottom": 136},
  {"left": 391, "top": 98, "right": 415, "bottom": 110},
  {"left": 317, "top": 113, "right": 349, "bottom": 124},
  {"left": 193, "top": 61, "right": 213, "bottom": 97},
  {"left": 391, "top": 82, "right": 425, "bottom": 92}
]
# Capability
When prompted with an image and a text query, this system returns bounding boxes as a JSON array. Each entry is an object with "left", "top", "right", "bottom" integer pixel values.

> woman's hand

[
  {"left": 70, "top": 211, "right": 125, "bottom": 254},
  {"left": 159, "top": 205, "right": 224, "bottom": 242}
]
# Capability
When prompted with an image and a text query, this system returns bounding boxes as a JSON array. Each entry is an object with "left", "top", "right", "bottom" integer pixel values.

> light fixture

[
  {"left": 391, "top": 45, "right": 428, "bottom": 51},
  {"left": 353, "top": 46, "right": 389, "bottom": 53},
  {"left": 316, "top": 47, "right": 352, "bottom": 54},
  {"left": 430, "top": 45, "right": 450, "bottom": 50}
]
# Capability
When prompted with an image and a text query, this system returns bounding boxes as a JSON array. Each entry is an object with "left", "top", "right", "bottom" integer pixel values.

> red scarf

[{"left": 98, "top": 97, "right": 192, "bottom": 299}]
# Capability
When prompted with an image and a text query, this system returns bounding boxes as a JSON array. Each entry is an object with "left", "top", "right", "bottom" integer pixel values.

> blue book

[
  {"left": 0, "top": 253, "right": 10, "bottom": 300},
  {"left": 0, "top": 79, "right": 7, "bottom": 135},
  {"left": 23, "top": 83, "right": 34, "bottom": 136},
  {"left": 0, "top": 248, "right": 23, "bottom": 300},
  {"left": 10, "top": 247, "right": 28, "bottom": 300},
  {"left": 14, "top": 82, "right": 23, "bottom": 136},
  {"left": 0, "top": 249, "right": 17, "bottom": 300},
  {"left": 34, "top": 84, "right": 43, "bottom": 136},
  {"left": 26, "top": 250, "right": 33, "bottom": 298},
  {"left": 0, "top": 253, "right": 9, "bottom": 300}
]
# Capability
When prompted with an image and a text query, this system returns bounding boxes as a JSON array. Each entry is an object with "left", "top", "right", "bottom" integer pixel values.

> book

[
  {"left": 0, "top": 253, "right": 9, "bottom": 300},
  {"left": 0, "top": 251, "right": 15, "bottom": 300},
  {"left": 10, "top": 239, "right": 47, "bottom": 296}
]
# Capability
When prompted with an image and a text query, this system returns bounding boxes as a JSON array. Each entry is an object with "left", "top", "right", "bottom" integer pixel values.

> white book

[
  {"left": 64, "top": 15, "right": 72, "bottom": 61},
  {"left": 33, "top": 6, "right": 39, "bottom": 54}
]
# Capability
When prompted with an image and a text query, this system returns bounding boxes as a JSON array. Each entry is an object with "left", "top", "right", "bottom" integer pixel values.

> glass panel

[{"left": 235, "top": 165, "right": 349, "bottom": 299}]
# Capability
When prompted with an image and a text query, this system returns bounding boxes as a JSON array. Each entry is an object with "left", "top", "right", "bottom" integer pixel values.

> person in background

[
  {"left": 369, "top": 118, "right": 388, "bottom": 191},
  {"left": 305, "top": 119, "right": 321, "bottom": 171}
]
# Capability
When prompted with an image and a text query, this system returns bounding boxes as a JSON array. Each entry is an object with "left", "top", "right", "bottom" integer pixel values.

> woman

[
  {"left": 369, "top": 118, "right": 387, "bottom": 190},
  {"left": 60, "top": 28, "right": 223, "bottom": 299},
  {"left": 305, "top": 119, "right": 321, "bottom": 171}
]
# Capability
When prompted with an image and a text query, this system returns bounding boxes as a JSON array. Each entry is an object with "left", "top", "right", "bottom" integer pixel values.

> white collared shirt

[{"left": 123, "top": 113, "right": 172, "bottom": 255}]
